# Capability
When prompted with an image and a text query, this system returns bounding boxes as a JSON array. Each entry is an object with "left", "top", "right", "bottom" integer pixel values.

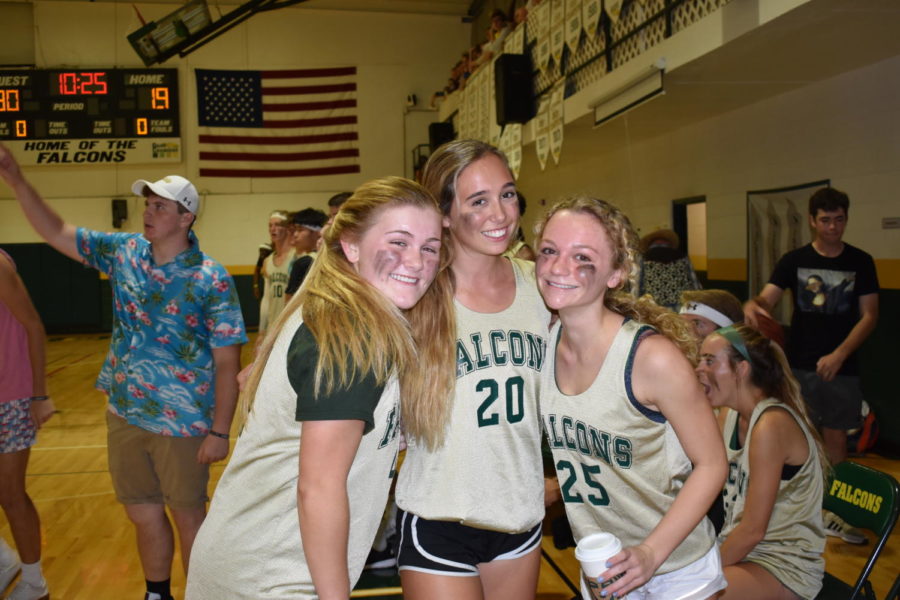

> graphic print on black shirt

[{"left": 796, "top": 267, "right": 855, "bottom": 315}]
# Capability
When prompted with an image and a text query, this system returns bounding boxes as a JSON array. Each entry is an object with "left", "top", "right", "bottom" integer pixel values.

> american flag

[{"left": 195, "top": 67, "right": 360, "bottom": 178}]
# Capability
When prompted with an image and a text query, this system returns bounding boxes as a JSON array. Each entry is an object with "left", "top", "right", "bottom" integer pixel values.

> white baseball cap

[{"left": 132, "top": 175, "right": 200, "bottom": 215}]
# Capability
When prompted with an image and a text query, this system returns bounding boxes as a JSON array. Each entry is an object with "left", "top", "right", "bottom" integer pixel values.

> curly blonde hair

[{"left": 535, "top": 196, "right": 698, "bottom": 363}]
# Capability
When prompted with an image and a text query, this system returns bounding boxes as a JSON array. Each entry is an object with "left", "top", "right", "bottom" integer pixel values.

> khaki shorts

[{"left": 106, "top": 411, "right": 209, "bottom": 509}]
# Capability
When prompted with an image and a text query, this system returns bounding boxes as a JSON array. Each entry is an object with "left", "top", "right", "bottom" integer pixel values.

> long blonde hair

[
  {"left": 535, "top": 196, "right": 698, "bottom": 363},
  {"left": 718, "top": 324, "right": 831, "bottom": 481},
  {"left": 242, "top": 177, "right": 456, "bottom": 450}
]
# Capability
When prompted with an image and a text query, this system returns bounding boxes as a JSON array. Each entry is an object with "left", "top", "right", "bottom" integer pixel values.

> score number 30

[{"left": 0, "top": 90, "right": 19, "bottom": 112}]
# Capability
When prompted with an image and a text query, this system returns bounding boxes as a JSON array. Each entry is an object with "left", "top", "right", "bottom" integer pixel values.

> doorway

[{"left": 672, "top": 196, "right": 707, "bottom": 286}]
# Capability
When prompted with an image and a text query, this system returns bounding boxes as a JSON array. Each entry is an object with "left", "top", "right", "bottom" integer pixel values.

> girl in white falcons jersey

[
  {"left": 186, "top": 178, "right": 456, "bottom": 599},
  {"left": 697, "top": 324, "right": 827, "bottom": 600},
  {"left": 535, "top": 196, "right": 728, "bottom": 599},
  {"left": 394, "top": 140, "right": 551, "bottom": 600}
]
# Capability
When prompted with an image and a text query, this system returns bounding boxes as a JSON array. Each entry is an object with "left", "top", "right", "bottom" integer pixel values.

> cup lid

[{"left": 574, "top": 532, "right": 622, "bottom": 561}]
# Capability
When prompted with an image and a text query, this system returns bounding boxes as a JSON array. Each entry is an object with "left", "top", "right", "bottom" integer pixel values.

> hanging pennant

[
  {"left": 488, "top": 60, "right": 502, "bottom": 146},
  {"left": 583, "top": 0, "right": 602, "bottom": 35},
  {"left": 472, "top": 68, "right": 482, "bottom": 141},
  {"left": 532, "top": 1, "right": 553, "bottom": 73},
  {"left": 459, "top": 89, "right": 467, "bottom": 140},
  {"left": 508, "top": 147, "right": 522, "bottom": 179},
  {"left": 550, "top": 0, "right": 566, "bottom": 69},
  {"left": 532, "top": 0, "right": 551, "bottom": 42},
  {"left": 505, "top": 25, "right": 525, "bottom": 55},
  {"left": 500, "top": 123, "right": 522, "bottom": 178},
  {"left": 499, "top": 123, "right": 512, "bottom": 156},
  {"left": 510, "top": 119, "right": 522, "bottom": 147},
  {"left": 549, "top": 83, "right": 565, "bottom": 164},
  {"left": 481, "top": 69, "right": 492, "bottom": 142},
  {"left": 566, "top": 0, "right": 583, "bottom": 53},
  {"left": 535, "top": 99, "right": 550, "bottom": 171},
  {"left": 604, "top": 0, "right": 624, "bottom": 23},
  {"left": 464, "top": 78, "right": 477, "bottom": 139}
]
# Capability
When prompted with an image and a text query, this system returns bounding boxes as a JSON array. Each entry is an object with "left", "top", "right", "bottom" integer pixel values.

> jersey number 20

[{"left": 476, "top": 376, "right": 525, "bottom": 427}]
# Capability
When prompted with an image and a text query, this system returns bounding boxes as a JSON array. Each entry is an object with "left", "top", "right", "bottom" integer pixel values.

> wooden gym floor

[{"left": 1, "top": 333, "right": 897, "bottom": 599}]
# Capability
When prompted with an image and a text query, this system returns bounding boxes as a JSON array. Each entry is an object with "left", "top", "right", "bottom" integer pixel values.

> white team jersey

[
  {"left": 541, "top": 319, "right": 715, "bottom": 574},
  {"left": 396, "top": 258, "right": 551, "bottom": 533},
  {"left": 186, "top": 309, "right": 401, "bottom": 599},
  {"left": 259, "top": 249, "right": 295, "bottom": 332},
  {"left": 719, "top": 400, "right": 825, "bottom": 599}
]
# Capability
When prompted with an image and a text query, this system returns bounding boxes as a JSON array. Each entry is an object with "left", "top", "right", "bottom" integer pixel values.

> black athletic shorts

[{"left": 394, "top": 508, "right": 542, "bottom": 576}]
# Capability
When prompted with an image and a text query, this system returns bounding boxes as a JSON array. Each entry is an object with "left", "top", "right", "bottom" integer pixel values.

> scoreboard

[{"left": 0, "top": 68, "right": 182, "bottom": 165}]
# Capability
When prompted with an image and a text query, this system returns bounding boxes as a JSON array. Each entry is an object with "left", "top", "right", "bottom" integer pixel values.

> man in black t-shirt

[{"left": 744, "top": 187, "right": 879, "bottom": 467}]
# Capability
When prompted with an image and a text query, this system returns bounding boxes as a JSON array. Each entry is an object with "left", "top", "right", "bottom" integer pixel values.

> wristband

[
  {"left": 30, "top": 395, "right": 50, "bottom": 402},
  {"left": 208, "top": 429, "right": 230, "bottom": 440}
]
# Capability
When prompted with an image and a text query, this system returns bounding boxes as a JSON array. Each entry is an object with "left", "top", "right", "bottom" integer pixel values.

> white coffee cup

[{"left": 574, "top": 532, "right": 623, "bottom": 600}]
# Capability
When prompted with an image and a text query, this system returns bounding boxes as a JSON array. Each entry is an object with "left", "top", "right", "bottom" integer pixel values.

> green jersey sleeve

[{"left": 286, "top": 323, "right": 385, "bottom": 434}]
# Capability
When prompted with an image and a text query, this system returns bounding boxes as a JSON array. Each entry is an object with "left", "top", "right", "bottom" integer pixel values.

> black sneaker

[{"left": 363, "top": 546, "right": 397, "bottom": 570}]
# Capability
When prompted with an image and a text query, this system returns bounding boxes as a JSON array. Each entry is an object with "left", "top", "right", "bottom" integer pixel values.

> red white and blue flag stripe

[{"left": 195, "top": 67, "right": 360, "bottom": 178}]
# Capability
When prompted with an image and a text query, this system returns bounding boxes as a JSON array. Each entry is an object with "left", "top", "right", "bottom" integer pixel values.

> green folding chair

[{"left": 815, "top": 461, "right": 900, "bottom": 600}]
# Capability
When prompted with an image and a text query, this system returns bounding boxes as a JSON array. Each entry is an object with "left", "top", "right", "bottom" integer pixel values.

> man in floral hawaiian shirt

[{"left": 0, "top": 144, "right": 246, "bottom": 600}]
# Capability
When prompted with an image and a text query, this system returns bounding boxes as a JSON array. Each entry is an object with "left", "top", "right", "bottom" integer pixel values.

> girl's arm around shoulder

[
  {"left": 719, "top": 407, "right": 806, "bottom": 566},
  {"left": 603, "top": 335, "right": 727, "bottom": 597},
  {"left": 297, "top": 419, "right": 366, "bottom": 600}
]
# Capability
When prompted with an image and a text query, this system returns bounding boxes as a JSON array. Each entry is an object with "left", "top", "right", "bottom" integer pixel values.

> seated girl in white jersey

[
  {"left": 184, "top": 177, "right": 456, "bottom": 599},
  {"left": 394, "top": 140, "right": 551, "bottom": 600},
  {"left": 696, "top": 324, "right": 827, "bottom": 600},
  {"left": 535, "top": 196, "right": 728, "bottom": 599}
]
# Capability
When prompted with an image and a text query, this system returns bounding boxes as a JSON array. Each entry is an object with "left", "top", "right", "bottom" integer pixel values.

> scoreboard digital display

[{"left": 0, "top": 68, "right": 181, "bottom": 165}]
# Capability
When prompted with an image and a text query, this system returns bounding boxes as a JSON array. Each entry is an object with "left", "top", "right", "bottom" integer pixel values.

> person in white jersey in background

[
  {"left": 697, "top": 324, "right": 827, "bottom": 599},
  {"left": 535, "top": 196, "right": 727, "bottom": 599},
  {"left": 394, "top": 139, "right": 551, "bottom": 600},
  {"left": 258, "top": 210, "right": 295, "bottom": 340}
]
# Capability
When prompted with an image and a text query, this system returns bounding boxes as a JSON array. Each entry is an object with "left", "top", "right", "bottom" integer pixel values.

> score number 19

[
  {"left": 136, "top": 87, "right": 170, "bottom": 135},
  {"left": 151, "top": 87, "right": 169, "bottom": 110}
]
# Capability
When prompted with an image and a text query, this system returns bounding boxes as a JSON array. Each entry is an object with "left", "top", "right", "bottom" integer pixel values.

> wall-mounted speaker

[
  {"left": 494, "top": 53, "right": 536, "bottom": 125},
  {"left": 428, "top": 122, "right": 455, "bottom": 153},
  {"left": 112, "top": 198, "right": 128, "bottom": 228}
]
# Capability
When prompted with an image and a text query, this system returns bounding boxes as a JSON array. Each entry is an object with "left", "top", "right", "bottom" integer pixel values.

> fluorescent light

[{"left": 591, "top": 65, "right": 665, "bottom": 127}]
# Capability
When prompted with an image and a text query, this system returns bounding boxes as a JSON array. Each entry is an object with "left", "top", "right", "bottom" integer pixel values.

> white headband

[{"left": 679, "top": 302, "right": 734, "bottom": 328}]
